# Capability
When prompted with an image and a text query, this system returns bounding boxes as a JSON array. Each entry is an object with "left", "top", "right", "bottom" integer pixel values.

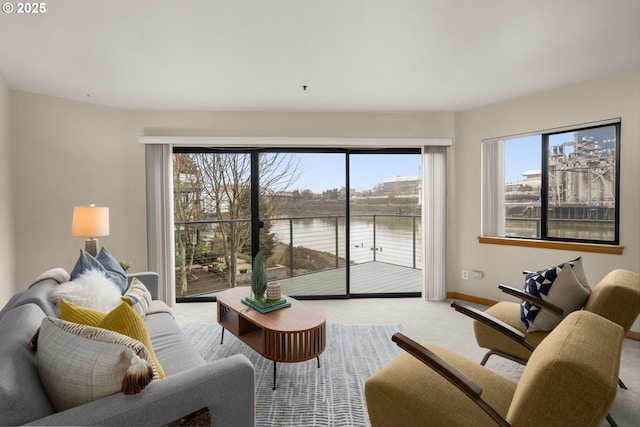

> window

[{"left": 482, "top": 121, "right": 620, "bottom": 245}]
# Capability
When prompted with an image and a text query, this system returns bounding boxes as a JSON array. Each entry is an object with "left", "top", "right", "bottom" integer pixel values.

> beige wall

[
  {"left": 0, "top": 74, "right": 15, "bottom": 305},
  {"left": 451, "top": 69, "right": 640, "bottom": 303}
]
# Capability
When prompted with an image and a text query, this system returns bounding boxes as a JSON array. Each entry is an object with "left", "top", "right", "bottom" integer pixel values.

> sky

[
  {"left": 268, "top": 141, "right": 540, "bottom": 193},
  {"left": 292, "top": 153, "right": 421, "bottom": 193},
  {"left": 504, "top": 135, "right": 541, "bottom": 184}
]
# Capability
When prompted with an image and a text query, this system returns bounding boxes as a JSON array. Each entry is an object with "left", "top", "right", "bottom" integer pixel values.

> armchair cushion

[
  {"left": 366, "top": 342, "right": 516, "bottom": 426},
  {"left": 520, "top": 257, "right": 590, "bottom": 332}
]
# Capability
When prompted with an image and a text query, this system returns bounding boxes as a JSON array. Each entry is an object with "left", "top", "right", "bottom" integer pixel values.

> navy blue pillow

[
  {"left": 70, "top": 248, "right": 128, "bottom": 294},
  {"left": 520, "top": 266, "right": 560, "bottom": 330}
]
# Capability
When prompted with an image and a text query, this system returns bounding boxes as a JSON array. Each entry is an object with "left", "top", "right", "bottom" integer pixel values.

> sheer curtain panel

[
  {"left": 423, "top": 146, "right": 447, "bottom": 301},
  {"left": 145, "top": 144, "right": 176, "bottom": 305}
]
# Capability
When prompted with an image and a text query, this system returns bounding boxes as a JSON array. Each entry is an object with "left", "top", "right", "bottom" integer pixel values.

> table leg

[
  {"left": 317, "top": 356, "right": 320, "bottom": 368},
  {"left": 220, "top": 327, "right": 225, "bottom": 345},
  {"left": 273, "top": 361, "right": 277, "bottom": 390}
]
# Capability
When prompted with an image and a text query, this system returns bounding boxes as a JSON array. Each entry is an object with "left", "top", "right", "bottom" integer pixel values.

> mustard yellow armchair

[
  {"left": 365, "top": 311, "right": 623, "bottom": 427},
  {"left": 466, "top": 269, "right": 639, "bottom": 383}
]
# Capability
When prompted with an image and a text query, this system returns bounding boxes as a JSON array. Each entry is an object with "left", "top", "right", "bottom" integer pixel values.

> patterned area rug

[{"left": 181, "top": 323, "right": 406, "bottom": 427}]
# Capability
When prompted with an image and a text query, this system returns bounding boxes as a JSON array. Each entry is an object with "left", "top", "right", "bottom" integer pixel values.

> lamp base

[{"left": 85, "top": 239, "right": 99, "bottom": 257}]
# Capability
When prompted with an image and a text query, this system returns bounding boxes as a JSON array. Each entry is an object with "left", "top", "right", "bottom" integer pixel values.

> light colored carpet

[
  {"left": 182, "top": 323, "right": 405, "bottom": 427},
  {"left": 175, "top": 298, "right": 640, "bottom": 427}
]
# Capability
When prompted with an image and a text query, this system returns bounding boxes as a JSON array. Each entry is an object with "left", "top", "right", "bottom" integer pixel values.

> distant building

[
  {"left": 548, "top": 130, "right": 616, "bottom": 206},
  {"left": 383, "top": 175, "right": 420, "bottom": 195}
]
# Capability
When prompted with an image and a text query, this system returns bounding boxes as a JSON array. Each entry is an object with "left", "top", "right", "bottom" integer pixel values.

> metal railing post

[
  {"left": 335, "top": 216, "right": 339, "bottom": 268},
  {"left": 229, "top": 222, "right": 236, "bottom": 287},
  {"left": 412, "top": 216, "right": 417, "bottom": 269},
  {"left": 372, "top": 215, "right": 377, "bottom": 262},
  {"left": 289, "top": 218, "right": 294, "bottom": 277}
]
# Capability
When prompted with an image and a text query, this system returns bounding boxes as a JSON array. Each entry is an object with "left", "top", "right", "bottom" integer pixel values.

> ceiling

[{"left": 1, "top": 0, "right": 639, "bottom": 112}]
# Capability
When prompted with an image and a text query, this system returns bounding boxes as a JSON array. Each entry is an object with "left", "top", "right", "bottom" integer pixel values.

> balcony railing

[{"left": 174, "top": 214, "right": 421, "bottom": 297}]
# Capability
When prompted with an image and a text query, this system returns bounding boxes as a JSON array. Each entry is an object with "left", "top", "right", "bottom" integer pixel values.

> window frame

[{"left": 481, "top": 120, "right": 621, "bottom": 249}]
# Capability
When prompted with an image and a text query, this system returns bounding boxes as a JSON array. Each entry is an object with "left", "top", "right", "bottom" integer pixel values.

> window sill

[{"left": 478, "top": 236, "right": 624, "bottom": 255}]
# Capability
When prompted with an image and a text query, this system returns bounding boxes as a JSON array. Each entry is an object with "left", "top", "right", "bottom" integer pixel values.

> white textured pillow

[
  {"left": 49, "top": 269, "right": 122, "bottom": 313},
  {"left": 37, "top": 317, "right": 156, "bottom": 411}
]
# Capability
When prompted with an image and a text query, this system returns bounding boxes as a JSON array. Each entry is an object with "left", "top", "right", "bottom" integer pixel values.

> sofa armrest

[
  {"left": 127, "top": 272, "right": 159, "bottom": 300},
  {"left": 26, "top": 354, "right": 255, "bottom": 427}
]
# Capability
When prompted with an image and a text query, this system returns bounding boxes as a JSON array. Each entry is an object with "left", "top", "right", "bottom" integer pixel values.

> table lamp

[{"left": 71, "top": 204, "right": 110, "bottom": 256}]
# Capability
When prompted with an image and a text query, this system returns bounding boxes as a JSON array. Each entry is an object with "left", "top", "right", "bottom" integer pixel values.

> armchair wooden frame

[{"left": 392, "top": 333, "right": 510, "bottom": 427}]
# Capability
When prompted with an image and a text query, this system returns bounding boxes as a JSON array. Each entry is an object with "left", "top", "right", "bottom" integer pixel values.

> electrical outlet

[
  {"left": 461, "top": 270, "right": 469, "bottom": 280},
  {"left": 471, "top": 270, "right": 484, "bottom": 279}
]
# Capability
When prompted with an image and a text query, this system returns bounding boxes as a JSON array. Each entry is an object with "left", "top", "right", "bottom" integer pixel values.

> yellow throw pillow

[
  {"left": 59, "top": 299, "right": 165, "bottom": 378},
  {"left": 60, "top": 299, "right": 105, "bottom": 326}
]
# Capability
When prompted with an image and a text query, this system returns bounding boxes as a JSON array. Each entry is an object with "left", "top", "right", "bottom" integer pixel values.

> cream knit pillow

[{"left": 36, "top": 317, "right": 158, "bottom": 411}]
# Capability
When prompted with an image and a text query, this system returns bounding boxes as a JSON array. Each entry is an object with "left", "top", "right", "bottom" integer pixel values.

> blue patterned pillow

[
  {"left": 520, "top": 257, "right": 590, "bottom": 332},
  {"left": 70, "top": 248, "right": 128, "bottom": 294}
]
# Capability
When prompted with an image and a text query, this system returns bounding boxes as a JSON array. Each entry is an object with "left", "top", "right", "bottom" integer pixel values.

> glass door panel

[
  {"left": 262, "top": 152, "right": 348, "bottom": 297},
  {"left": 349, "top": 153, "right": 422, "bottom": 295},
  {"left": 173, "top": 152, "right": 252, "bottom": 300}
]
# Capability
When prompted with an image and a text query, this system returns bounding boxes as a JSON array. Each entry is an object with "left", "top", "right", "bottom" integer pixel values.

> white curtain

[
  {"left": 422, "top": 146, "right": 447, "bottom": 301},
  {"left": 481, "top": 139, "right": 505, "bottom": 237},
  {"left": 145, "top": 144, "right": 176, "bottom": 305}
]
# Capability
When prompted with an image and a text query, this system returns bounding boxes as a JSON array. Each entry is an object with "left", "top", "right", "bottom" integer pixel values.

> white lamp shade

[{"left": 71, "top": 206, "right": 110, "bottom": 237}]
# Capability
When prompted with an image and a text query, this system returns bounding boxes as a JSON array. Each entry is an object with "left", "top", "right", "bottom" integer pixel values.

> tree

[
  {"left": 174, "top": 152, "right": 301, "bottom": 292},
  {"left": 173, "top": 154, "right": 203, "bottom": 296}
]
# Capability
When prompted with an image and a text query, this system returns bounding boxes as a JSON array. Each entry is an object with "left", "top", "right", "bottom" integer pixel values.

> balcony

[{"left": 175, "top": 214, "right": 422, "bottom": 299}]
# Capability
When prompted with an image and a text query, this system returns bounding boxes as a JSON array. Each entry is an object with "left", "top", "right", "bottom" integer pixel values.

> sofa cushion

[
  {"left": 0, "top": 304, "right": 55, "bottom": 425},
  {"left": 37, "top": 316, "right": 159, "bottom": 411},
  {"left": 50, "top": 269, "right": 123, "bottom": 313},
  {"left": 122, "top": 277, "right": 152, "bottom": 317},
  {"left": 59, "top": 300, "right": 165, "bottom": 378},
  {"left": 145, "top": 311, "right": 206, "bottom": 376},
  {"left": 70, "top": 248, "right": 128, "bottom": 293},
  {"left": 520, "top": 257, "right": 591, "bottom": 332}
]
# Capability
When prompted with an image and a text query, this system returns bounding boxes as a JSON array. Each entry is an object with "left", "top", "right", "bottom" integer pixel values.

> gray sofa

[{"left": 0, "top": 269, "right": 255, "bottom": 426}]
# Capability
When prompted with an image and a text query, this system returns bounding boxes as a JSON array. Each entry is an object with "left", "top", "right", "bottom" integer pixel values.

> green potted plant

[{"left": 250, "top": 251, "right": 268, "bottom": 300}]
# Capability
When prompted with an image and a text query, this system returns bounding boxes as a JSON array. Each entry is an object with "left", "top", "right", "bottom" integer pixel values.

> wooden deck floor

[
  {"left": 277, "top": 262, "right": 422, "bottom": 296},
  {"left": 192, "top": 262, "right": 422, "bottom": 299}
]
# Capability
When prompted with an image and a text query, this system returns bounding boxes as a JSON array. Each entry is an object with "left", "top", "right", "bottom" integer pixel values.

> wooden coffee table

[{"left": 216, "top": 286, "right": 326, "bottom": 390}]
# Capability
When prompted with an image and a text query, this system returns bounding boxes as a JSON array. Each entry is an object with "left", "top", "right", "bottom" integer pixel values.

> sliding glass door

[
  {"left": 348, "top": 153, "right": 422, "bottom": 296},
  {"left": 173, "top": 147, "right": 421, "bottom": 301},
  {"left": 264, "top": 152, "right": 348, "bottom": 297}
]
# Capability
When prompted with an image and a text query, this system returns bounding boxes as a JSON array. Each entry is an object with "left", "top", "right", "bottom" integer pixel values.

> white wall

[
  {"left": 0, "top": 73, "right": 15, "bottom": 305},
  {"left": 451, "top": 69, "right": 640, "bottom": 302}
]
